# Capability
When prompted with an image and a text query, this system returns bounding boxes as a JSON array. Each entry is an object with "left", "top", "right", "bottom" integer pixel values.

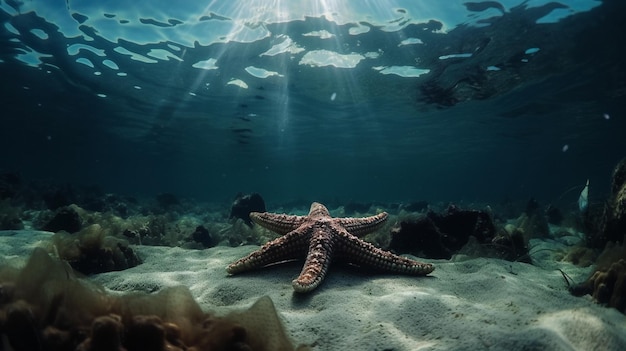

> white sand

[{"left": 2, "top": 229, "right": 626, "bottom": 350}]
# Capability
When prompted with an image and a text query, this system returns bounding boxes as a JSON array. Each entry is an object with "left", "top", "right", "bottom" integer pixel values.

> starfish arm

[
  {"left": 250, "top": 212, "right": 307, "bottom": 234},
  {"left": 338, "top": 212, "right": 388, "bottom": 237},
  {"left": 292, "top": 228, "right": 335, "bottom": 293},
  {"left": 226, "top": 228, "right": 310, "bottom": 274},
  {"left": 335, "top": 229, "right": 434, "bottom": 275}
]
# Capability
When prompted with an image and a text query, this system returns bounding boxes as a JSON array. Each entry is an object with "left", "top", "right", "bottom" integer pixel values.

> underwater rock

[
  {"left": 584, "top": 158, "right": 626, "bottom": 248},
  {"left": 190, "top": 225, "right": 217, "bottom": 248},
  {"left": 52, "top": 223, "right": 141, "bottom": 274},
  {"left": 389, "top": 205, "right": 530, "bottom": 262},
  {"left": 612, "top": 159, "right": 626, "bottom": 195},
  {"left": 0, "top": 248, "right": 309, "bottom": 351},
  {"left": 229, "top": 193, "right": 266, "bottom": 227},
  {"left": 599, "top": 158, "right": 626, "bottom": 246},
  {"left": 389, "top": 216, "right": 449, "bottom": 258},
  {"left": 43, "top": 205, "right": 82, "bottom": 233},
  {"left": 389, "top": 205, "right": 500, "bottom": 260}
]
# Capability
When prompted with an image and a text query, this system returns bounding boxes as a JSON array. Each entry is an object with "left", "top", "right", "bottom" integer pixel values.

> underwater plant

[{"left": 0, "top": 248, "right": 310, "bottom": 351}]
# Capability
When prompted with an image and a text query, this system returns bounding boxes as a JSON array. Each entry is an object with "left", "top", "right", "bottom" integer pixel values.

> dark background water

[{"left": 1, "top": 0, "right": 624, "bottom": 206}]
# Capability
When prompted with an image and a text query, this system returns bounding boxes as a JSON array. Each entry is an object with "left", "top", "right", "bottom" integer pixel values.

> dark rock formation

[
  {"left": 601, "top": 159, "right": 626, "bottom": 245},
  {"left": 229, "top": 193, "right": 266, "bottom": 227},
  {"left": 586, "top": 158, "right": 626, "bottom": 248},
  {"left": 191, "top": 225, "right": 217, "bottom": 248},
  {"left": 389, "top": 205, "right": 496, "bottom": 259},
  {"left": 43, "top": 205, "right": 82, "bottom": 233},
  {"left": 389, "top": 205, "right": 530, "bottom": 262}
]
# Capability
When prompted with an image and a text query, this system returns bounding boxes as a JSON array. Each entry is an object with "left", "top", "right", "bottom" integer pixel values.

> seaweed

[{"left": 0, "top": 248, "right": 310, "bottom": 351}]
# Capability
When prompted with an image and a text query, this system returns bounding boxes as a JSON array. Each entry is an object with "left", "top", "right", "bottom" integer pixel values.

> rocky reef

[
  {"left": 569, "top": 158, "right": 626, "bottom": 314},
  {"left": 387, "top": 204, "right": 530, "bottom": 263}
]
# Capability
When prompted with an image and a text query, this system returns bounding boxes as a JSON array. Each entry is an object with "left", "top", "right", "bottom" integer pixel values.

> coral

[
  {"left": 571, "top": 259, "right": 626, "bottom": 314},
  {"left": 570, "top": 238, "right": 626, "bottom": 313},
  {"left": 0, "top": 248, "right": 309, "bottom": 351},
  {"left": 592, "top": 259, "right": 626, "bottom": 313}
]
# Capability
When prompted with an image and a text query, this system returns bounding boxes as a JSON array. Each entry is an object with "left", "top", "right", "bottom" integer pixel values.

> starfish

[{"left": 226, "top": 202, "right": 434, "bottom": 293}]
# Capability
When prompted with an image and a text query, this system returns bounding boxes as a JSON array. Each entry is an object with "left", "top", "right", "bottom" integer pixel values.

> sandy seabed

[{"left": 2, "top": 230, "right": 625, "bottom": 351}]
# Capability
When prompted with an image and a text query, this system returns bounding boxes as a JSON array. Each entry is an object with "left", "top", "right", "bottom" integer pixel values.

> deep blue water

[{"left": 1, "top": 0, "right": 624, "bottom": 205}]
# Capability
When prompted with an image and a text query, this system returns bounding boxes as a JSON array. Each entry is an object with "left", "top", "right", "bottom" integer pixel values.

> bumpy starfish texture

[{"left": 226, "top": 202, "right": 434, "bottom": 293}]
